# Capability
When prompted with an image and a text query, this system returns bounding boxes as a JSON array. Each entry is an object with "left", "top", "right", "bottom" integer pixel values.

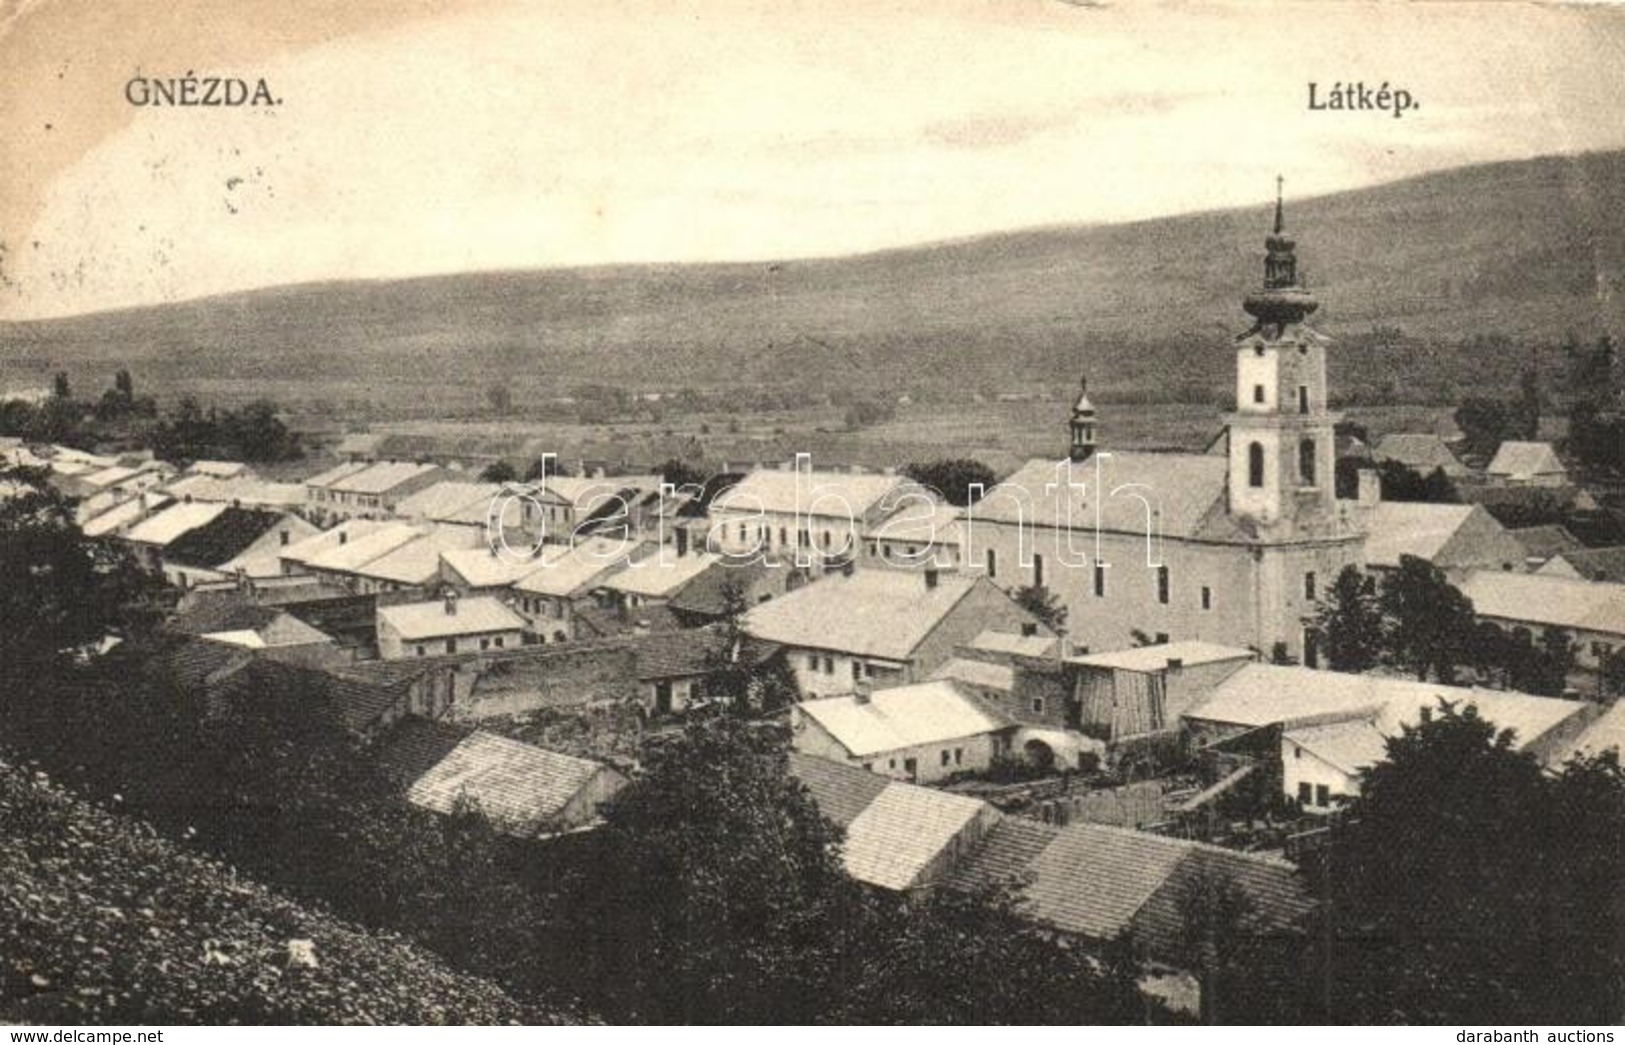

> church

[{"left": 961, "top": 188, "right": 1367, "bottom": 663}]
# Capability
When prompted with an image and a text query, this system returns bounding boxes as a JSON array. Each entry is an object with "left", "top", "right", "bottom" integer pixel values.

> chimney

[
  {"left": 444, "top": 590, "right": 459, "bottom": 615},
  {"left": 1166, "top": 657, "right": 1184, "bottom": 673},
  {"left": 339, "top": 530, "right": 348, "bottom": 546},
  {"left": 1020, "top": 621, "right": 1038, "bottom": 637},
  {"left": 1356, "top": 467, "right": 1381, "bottom": 510},
  {"left": 924, "top": 567, "right": 939, "bottom": 590},
  {"left": 853, "top": 678, "right": 873, "bottom": 704}
]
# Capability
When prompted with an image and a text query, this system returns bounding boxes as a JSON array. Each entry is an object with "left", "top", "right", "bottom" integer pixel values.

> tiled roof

[
  {"left": 353, "top": 528, "right": 476, "bottom": 586},
  {"left": 304, "top": 522, "right": 424, "bottom": 573},
  {"left": 1509, "top": 525, "right": 1583, "bottom": 561},
  {"left": 441, "top": 545, "right": 547, "bottom": 590},
  {"left": 82, "top": 495, "right": 165, "bottom": 538},
  {"left": 1070, "top": 640, "right": 1255, "bottom": 674},
  {"left": 124, "top": 502, "right": 228, "bottom": 546},
  {"left": 1284, "top": 722, "right": 1390, "bottom": 775},
  {"left": 797, "top": 680, "right": 1012, "bottom": 758},
  {"left": 1373, "top": 433, "right": 1468, "bottom": 477},
  {"left": 372, "top": 715, "right": 476, "bottom": 788},
  {"left": 1191, "top": 663, "right": 1590, "bottom": 753},
  {"left": 865, "top": 501, "right": 963, "bottom": 545},
  {"left": 1487, "top": 441, "right": 1565, "bottom": 479},
  {"left": 967, "top": 629, "right": 1059, "bottom": 659},
  {"left": 1554, "top": 702, "right": 1625, "bottom": 764},
  {"left": 970, "top": 453, "right": 1234, "bottom": 540},
  {"left": 842, "top": 782, "right": 994, "bottom": 890},
  {"left": 378, "top": 596, "right": 525, "bottom": 640},
  {"left": 166, "top": 476, "right": 306, "bottom": 508},
  {"left": 1460, "top": 570, "right": 1625, "bottom": 635},
  {"left": 598, "top": 552, "right": 721, "bottom": 598},
  {"left": 394, "top": 481, "right": 502, "bottom": 523},
  {"left": 743, "top": 569, "right": 986, "bottom": 660},
  {"left": 278, "top": 519, "right": 392, "bottom": 566},
  {"left": 514, "top": 544, "right": 629, "bottom": 597},
  {"left": 188, "top": 460, "right": 250, "bottom": 478},
  {"left": 165, "top": 595, "right": 282, "bottom": 636},
  {"left": 712, "top": 469, "right": 915, "bottom": 519},
  {"left": 303, "top": 460, "right": 372, "bottom": 488},
  {"left": 405, "top": 732, "right": 621, "bottom": 837},
  {"left": 787, "top": 751, "right": 890, "bottom": 828},
  {"left": 163, "top": 507, "right": 288, "bottom": 570},
  {"left": 929, "top": 657, "right": 1015, "bottom": 692},
  {"left": 1362, "top": 501, "right": 1478, "bottom": 568},
  {"left": 1545, "top": 546, "right": 1625, "bottom": 583},
  {"left": 330, "top": 462, "right": 441, "bottom": 495},
  {"left": 665, "top": 559, "right": 776, "bottom": 618}
]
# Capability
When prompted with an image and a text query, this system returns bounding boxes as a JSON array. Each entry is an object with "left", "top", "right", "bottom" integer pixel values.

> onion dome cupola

[
  {"left": 1242, "top": 176, "right": 1319, "bottom": 330},
  {"left": 1069, "top": 376, "right": 1098, "bottom": 463}
]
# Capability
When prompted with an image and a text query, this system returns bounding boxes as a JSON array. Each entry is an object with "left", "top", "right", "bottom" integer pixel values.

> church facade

[{"left": 961, "top": 190, "right": 1366, "bottom": 663}]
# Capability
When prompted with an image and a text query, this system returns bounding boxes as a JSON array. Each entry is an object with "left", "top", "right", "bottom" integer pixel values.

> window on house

[
  {"left": 1316, "top": 784, "right": 1330, "bottom": 807},
  {"left": 888, "top": 759, "right": 896, "bottom": 770},
  {"left": 1155, "top": 632, "right": 1169, "bottom": 644},
  {"left": 279, "top": 529, "right": 290, "bottom": 546},
  {"left": 1299, "top": 438, "right": 1317, "bottom": 486},
  {"left": 1157, "top": 565, "right": 1170, "bottom": 605},
  {"left": 1304, "top": 571, "right": 1317, "bottom": 601},
  {"left": 1034, "top": 553, "right": 1045, "bottom": 589},
  {"left": 1032, "top": 697, "right": 1045, "bottom": 714},
  {"left": 807, "top": 654, "right": 819, "bottom": 672},
  {"left": 823, "top": 656, "right": 834, "bottom": 674},
  {"left": 986, "top": 548, "right": 997, "bottom": 579},
  {"left": 862, "top": 763, "right": 873, "bottom": 772},
  {"left": 954, "top": 748, "right": 963, "bottom": 766},
  {"left": 1248, "top": 442, "right": 1266, "bottom": 488},
  {"left": 1093, "top": 562, "right": 1106, "bottom": 597},
  {"left": 493, "top": 636, "right": 504, "bottom": 648},
  {"left": 1298, "top": 782, "right": 1313, "bottom": 805},
  {"left": 1252, "top": 384, "right": 1266, "bottom": 404},
  {"left": 1294, "top": 746, "right": 1303, "bottom": 759},
  {"left": 1201, "top": 586, "right": 1212, "bottom": 611},
  {"left": 415, "top": 645, "right": 426, "bottom": 657},
  {"left": 852, "top": 661, "right": 862, "bottom": 680},
  {"left": 480, "top": 638, "right": 490, "bottom": 651},
  {"left": 444, "top": 638, "right": 456, "bottom": 654},
  {"left": 941, "top": 750, "right": 951, "bottom": 767}
]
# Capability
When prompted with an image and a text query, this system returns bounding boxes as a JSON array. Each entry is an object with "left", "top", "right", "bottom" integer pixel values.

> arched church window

[
  {"left": 1247, "top": 442, "right": 1265, "bottom": 488},
  {"left": 1299, "top": 438, "right": 1317, "bottom": 486}
]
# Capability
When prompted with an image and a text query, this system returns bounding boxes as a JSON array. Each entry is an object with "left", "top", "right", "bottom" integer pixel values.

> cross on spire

[{"left": 1273, "top": 175, "right": 1285, "bottom": 234}]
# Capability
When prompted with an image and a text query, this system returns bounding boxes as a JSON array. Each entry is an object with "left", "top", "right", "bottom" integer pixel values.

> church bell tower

[
  {"left": 1069, "top": 376, "right": 1097, "bottom": 462},
  {"left": 1226, "top": 179, "right": 1338, "bottom": 532}
]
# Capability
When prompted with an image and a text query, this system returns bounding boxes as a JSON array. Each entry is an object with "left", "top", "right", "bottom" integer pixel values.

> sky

[{"left": 1, "top": 0, "right": 1623, "bottom": 320}]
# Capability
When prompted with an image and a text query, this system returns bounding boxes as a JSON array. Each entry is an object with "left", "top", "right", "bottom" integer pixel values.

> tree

[
  {"left": 1296, "top": 701, "right": 1625, "bottom": 1024},
  {"left": 1313, "top": 566, "right": 1383, "bottom": 673},
  {"left": 698, "top": 580, "right": 798, "bottom": 715},
  {"left": 901, "top": 458, "right": 997, "bottom": 507},
  {"left": 1014, "top": 583, "right": 1067, "bottom": 632},
  {"left": 486, "top": 383, "right": 514, "bottom": 415},
  {"left": 1378, "top": 555, "right": 1476, "bottom": 681},
  {"left": 1454, "top": 396, "right": 1514, "bottom": 459},
  {"left": 52, "top": 371, "right": 71, "bottom": 399},
  {"left": 1375, "top": 459, "right": 1457, "bottom": 503},
  {"left": 1602, "top": 647, "right": 1625, "bottom": 698},
  {"left": 654, "top": 456, "right": 707, "bottom": 492},
  {"left": 479, "top": 460, "right": 518, "bottom": 483},
  {"left": 542, "top": 712, "right": 863, "bottom": 1023},
  {"left": 114, "top": 368, "right": 134, "bottom": 399}
]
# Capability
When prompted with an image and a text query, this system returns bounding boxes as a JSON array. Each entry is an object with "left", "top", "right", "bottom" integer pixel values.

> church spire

[
  {"left": 1243, "top": 177, "right": 1318, "bottom": 328},
  {"left": 1069, "top": 375, "right": 1097, "bottom": 463}
]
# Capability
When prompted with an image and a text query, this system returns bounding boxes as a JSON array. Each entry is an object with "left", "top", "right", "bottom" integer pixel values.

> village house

[
  {"left": 186, "top": 459, "right": 252, "bottom": 480},
  {"left": 962, "top": 204, "right": 1366, "bottom": 666},
  {"left": 1459, "top": 570, "right": 1625, "bottom": 682},
  {"left": 1537, "top": 545, "right": 1625, "bottom": 584},
  {"left": 159, "top": 506, "right": 321, "bottom": 586},
  {"left": 81, "top": 490, "right": 172, "bottom": 539},
  {"left": 791, "top": 679, "right": 1015, "bottom": 783},
  {"left": 376, "top": 593, "right": 527, "bottom": 660},
  {"left": 1068, "top": 641, "right": 1259, "bottom": 741},
  {"left": 743, "top": 567, "right": 1047, "bottom": 698},
  {"left": 400, "top": 730, "right": 628, "bottom": 837},
  {"left": 1183, "top": 663, "right": 1594, "bottom": 811},
  {"left": 707, "top": 465, "right": 929, "bottom": 572},
  {"left": 664, "top": 559, "right": 791, "bottom": 626},
  {"left": 307, "top": 461, "right": 446, "bottom": 524},
  {"left": 121, "top": 501, "right": 232, "bottom": 574},
  {"left": 1360, "top": 500, "right": 1525, "bottom": 581},
  {"left": 520, "top": 474, "right": 664, "bottom": 545},
  {"left": 1486, "top": 440, "right": 1568, "bottom": 487},
  {"left": 1509, "top": 524, "right": 1585, "bottom": 570},
  {"left": 863, "top": 500, "right": 963, "bottom": 571},
  {"left": 162, "top": 473, "right": 307, "bottom": 511},
  {"left": 439, "top": 544, "right": 549, "bottom": 596},
  {"left": 594, "top": 550, "right": 724, "bottom": 615},
  {"left": 1372, "top": 432, "right": 1470, "bottom": 480},
  {"left": 511, "top": 539, "right": 639, "bottom": 643}
]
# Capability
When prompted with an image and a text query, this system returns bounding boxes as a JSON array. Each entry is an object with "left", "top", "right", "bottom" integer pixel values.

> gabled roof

[
  {"left": 788, "top": 753, "right": 995, "bottom": 890},
  {"left": 1283, "top": 722, "right": 1389, "bottom": 776},
  {"left": 123, "top": 501, "right": 228, "bottom": 546},
  {"left": 665, "top": 559, "right": 776, "bottom": 618},
  {"left": 597, "top": 552, "right": 721, "bottom": 598},
  {"left": 167, "top": 476, "right": 307, "bottom": 508},
  {"left": 405, "top": 732, "right": 622, "bottom": 837},
  {"left": 394, "top": 481, "right": 503, "bottom": 522},
  {"left": 1069, "top": 640, "right": 1255, "bottom": 674},
  {"left": 373, "top": 715, "right": 476, "bottom": 788},
  {"left": 162, "top": 507, "right": 290, "bottom": 570},
  {"left": 929, "top": 657, "right": 1015, "bottom": 692},
  {"left": 304, "top": 522, "right": 425, "bottom": 573},
  {"left": 1362, "top": 501, "right": 1478, "bottom": 568},
  {"left": 1487, "top": 441, "right": 1565, "bottom": 479},
  {"left": 967, "top": 629, "right": 1059, "bottom": 659},
  {"left": 378, "top": 596, "right": 526, "bottom": 641},
  {"left": 1543, "top": 546, "right": 1625, "bottom": 583},
  {"left": 970, "top": 452, "right": 1233, "bottom": 540},
  {"left": 797, "top": 680, "right": 1011, "bottom": 758},
  {"left": 865, "top": 501, "right": 963, "bottom": 545},
  {"left": 351, "top": 528, "right": 475, "bottom": 586},
  {"left": 1460, "top": 570, "right": 1625, "bottom": 636},
  {"left": 82, "top": 494, "right": 168, "bottom": 538},
  {"left": 744, "top": 569, "right": 994, "bottom": 660},
  {"left": 188, "top": 459, "right": 250, "bottom": 479},
  {"left": 278, "top": 518, "right": 393, "bottom": 567},
  {"left": 513, "top": 543, "right": 630, "bottom": 597},
  {"left": 441, "top": 545, "right": 547, "bottom": 590},
  {"left": 1509, "top": 524, "right": 1583, "bottom": 562},
  {"left": 1553, "top": 702, "right": 1625, "bottom": 764},
  {"left": 711, "top": 469, "right": 915, "bottom": 519},
  {"left": 330, "top": 462, "right": 441, "bottom": 496},
  {"left": 1373, "top": 433, "right": 1468, "bottom": 477},
  {"left": 303, "top": 460, "right": 372, "bottom": 488}
]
